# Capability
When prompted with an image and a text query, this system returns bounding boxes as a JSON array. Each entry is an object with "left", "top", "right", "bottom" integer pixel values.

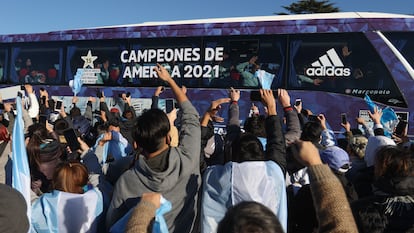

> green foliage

[{"left": 280, "top": 0, "right": 340, "bottom": 14}]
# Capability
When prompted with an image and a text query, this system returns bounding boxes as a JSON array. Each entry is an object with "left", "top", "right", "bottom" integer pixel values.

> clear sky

[{"left": 3, "top": 0, "right": 414, "bottom": 34}]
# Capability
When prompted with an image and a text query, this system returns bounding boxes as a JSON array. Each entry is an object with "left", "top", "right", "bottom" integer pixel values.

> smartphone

[
  {"left": 341, "top": 113, "right": 347, "bottom": 124},
  {"left": 165, "top": 99, "right": 175, "bottom": 113},
  {"left": 295, "top": 98, "right": 302, "bottom": 106},
  {"left": 55, "top": 100, "right": 63, "bottom": 111},
  {"left": 250, "top": 90, "right": 277, "bottom": 101},
  {"left": 395, "top": 120, "right": 408, "bottom": 136},
  {"left": 96, "top": 89, "right": 103, "bottom": 98},
  {"left": 63, "top": 128, "right": 81, "bottom": 151},
  {"left": 39, "top": 115, "right": 47, "bottom": 125},
  {"left": 308, "top": 115, "right": 319, "bottom": 122}
]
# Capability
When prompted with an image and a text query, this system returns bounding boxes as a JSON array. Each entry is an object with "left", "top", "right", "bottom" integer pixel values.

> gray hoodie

[{"left": 106, "top": 100, "right": 201, "bottom": 233}]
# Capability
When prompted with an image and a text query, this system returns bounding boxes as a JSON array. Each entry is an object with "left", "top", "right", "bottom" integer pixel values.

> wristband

[
  {"left": 231, "top": 101, "right": 238, "bottom": 104},
  {"left": 283, "top": 106, "right": 293, "bottom": 112}
]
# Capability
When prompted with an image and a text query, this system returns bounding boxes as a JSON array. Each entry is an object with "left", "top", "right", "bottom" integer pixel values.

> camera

[{"left": 295, "top": 99, "right": 302, "bottom": 106}]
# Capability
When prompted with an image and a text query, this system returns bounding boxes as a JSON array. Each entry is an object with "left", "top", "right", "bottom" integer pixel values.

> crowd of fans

[{"left": 0, "top": 63, "right": 413, "bottom": 233}]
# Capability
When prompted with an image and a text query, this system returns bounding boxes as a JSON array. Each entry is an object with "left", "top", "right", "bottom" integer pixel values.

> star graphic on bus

[{"left": 81, "top": 50, "right": 98, "bottom": 68}]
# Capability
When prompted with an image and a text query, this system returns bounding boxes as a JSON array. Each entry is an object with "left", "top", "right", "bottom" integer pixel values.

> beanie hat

[
  {"left": 320, "top": 146, "right": 350, "bottom": 173},
  {"left": 0, "top": 184, "right": 29, "bottom": 233},
  {"left": 349, "top": 135, "right": 368, "bottom": 159},
  {"left": 364, "top": 135, "right": 396, "bottom": 167}
]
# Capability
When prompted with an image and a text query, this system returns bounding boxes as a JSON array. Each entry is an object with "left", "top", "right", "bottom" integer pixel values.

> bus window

[
  {"left": 0, "top": 48, "right": 6, "bottom": 83},
  {"left": 67, "top": 42, "right": 126, "bottom": 86},
  {"left": 11, "top": 46, "right": 62, "bottom": 85},
  {"left": 384, "top": 32, "right": 414, "bottom": 71},
  {"left": 227, "top": 37, "right": 284, "bottom": 89},
  {"left": 288, "top": 33, "right": 405, "bottom": 107}
]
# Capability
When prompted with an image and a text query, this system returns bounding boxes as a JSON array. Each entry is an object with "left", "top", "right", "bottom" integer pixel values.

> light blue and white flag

[
  {"left": 364, "top": 94, "right": 398, "bottom": 137},
  {"left": 12, "top": 95, "right": 31, "bottom": 232},
  {"left": 255, "top": 70, "right": 275, "bottom": 90},
  {"left": 70, "top": 69, "right": 84, "bottom": 96},
  {"left": 31, "top": 188, "right": 103, "bottom": 233}
]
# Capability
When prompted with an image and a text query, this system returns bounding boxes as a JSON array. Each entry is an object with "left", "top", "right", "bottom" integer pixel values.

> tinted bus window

[
  {"left": 287, "top": 33, "right": 404, "bottom": 106},
  {"left": 11, "top": 46, "right": 62, "bottom": 85},
  {"left": 0, "top": 48, "right": 7, "bottom": 83},
  {"left": 67, "top": 42, "right": 126, "bottom": 86},
  {"left": 384, "top": 32, "right": 414, "bottom": 69}
]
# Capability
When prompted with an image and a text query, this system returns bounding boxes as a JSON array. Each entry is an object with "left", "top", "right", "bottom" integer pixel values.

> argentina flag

[
  {"left": 12, "top": 95, "right": 31, "bottom": 231},
  {"left": 70, "top": 69, "right": 84, "bottom": 96}
]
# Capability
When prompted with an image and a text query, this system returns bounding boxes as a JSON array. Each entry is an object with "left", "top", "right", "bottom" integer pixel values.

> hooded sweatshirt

[{"left": 106, "top": 100, "right": 201, "bottom": 233}]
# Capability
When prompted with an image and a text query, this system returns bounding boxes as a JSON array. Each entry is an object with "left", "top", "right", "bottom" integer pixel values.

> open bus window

[
  {"left": 11, "top": 47, "right": 61, "bottom": 85},
  {"left": 226, "top": 37, "right": 283, "bottom": 89},
  {"left": 288, "top": 33, "right": 406, "bottom": 107},
  {"left": 67, "top": 43, "right": 125, "bottom": 86}
]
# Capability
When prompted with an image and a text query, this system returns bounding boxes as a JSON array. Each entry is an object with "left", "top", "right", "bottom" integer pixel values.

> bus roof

[
  {"left": 107, "top": 12, "right": 414, "bottom": 28},
  {"left": 2, "top": 12, "right": 414, "bottom": 43}
]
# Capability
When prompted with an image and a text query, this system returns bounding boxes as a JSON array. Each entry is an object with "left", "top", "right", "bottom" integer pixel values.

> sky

[{"left": 2, "top": 0, "right": 414, "bottom": 35}]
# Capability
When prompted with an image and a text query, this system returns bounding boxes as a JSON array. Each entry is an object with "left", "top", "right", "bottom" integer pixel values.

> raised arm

[
  {"left": 292, "top": 140, "right": 358, "bottom": 233},
  {"left": 154, "top": 64, "right": 200, "bottom": 164},
  {"left": 278, "top": 89, "right": 301, "bottom": 145},
  {"left": 261, "top": 89, "right": 286, "bottom": 172}
]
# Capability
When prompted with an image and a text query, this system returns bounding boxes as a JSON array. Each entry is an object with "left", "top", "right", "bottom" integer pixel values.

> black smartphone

[
  {"left": 308, "top": 115, "right": 319, "bottom": 122},
  {"left": 295, "top": 98, "right": 302, "bottom": 106},
  {"left": 395, "top": 120, "right": 408, "bottom": 136},
  {"left": 39, "top": 115, "right": 47, "bottom": 125},
  {"left": 55, "top": 100, "right": 63, "bottom": 111},
  {"left": 250, "top": 91, "right": 261, "bottom": 101},
  {"left": 63, "top": 128, "right": 81, "bottom": 151},
  {"left": 165, "top": 99, "right": 175, "bottom": 113},
  {"left": 341, "top": 113, "right": 347, "bottom": 124},
  {"left": 250, "top": 90, "right": 277, "bottom": 101},
  {"left": 96, "top": 89, "right": 103, "bottom": 98}
]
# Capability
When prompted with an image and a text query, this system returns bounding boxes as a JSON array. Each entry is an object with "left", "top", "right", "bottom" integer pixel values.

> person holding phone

[{"left": 106, "top": 64, "right": 201, "bottom": 233}]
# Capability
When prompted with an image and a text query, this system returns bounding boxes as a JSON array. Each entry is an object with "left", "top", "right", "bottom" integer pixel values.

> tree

[{"left": 280, "top": 0, "right": 340, "bottom": 14}]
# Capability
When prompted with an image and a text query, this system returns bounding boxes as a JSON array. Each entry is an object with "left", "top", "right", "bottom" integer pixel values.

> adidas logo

[{"left": 305, "top": 48, "right": 351, "bottom": 77}]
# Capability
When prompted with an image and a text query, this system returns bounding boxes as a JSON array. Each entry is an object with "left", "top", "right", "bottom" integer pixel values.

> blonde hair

[
  {"left": 349, "top": 135, "right": 368, "bottom": 159},
  {"left": 53, "top": 162, "right": 88, "bottom": 194}
]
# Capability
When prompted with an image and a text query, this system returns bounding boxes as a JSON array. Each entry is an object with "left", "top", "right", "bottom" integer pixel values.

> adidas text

[{"left": 305, "top": 67, "right": 351, "bottom": 77}]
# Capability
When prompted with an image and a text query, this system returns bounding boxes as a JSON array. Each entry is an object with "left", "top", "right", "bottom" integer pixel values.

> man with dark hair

[
  {"left": 202, "top": 89, "right": 288, "bottom": 233},
  {"left": 217, "top": 201, "right": 284, "bottom": 233},
  {"left": 106, "top": 64, "right": 201, "bottom": 233}
]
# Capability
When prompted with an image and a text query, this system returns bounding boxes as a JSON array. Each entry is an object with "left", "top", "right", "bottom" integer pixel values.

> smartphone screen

[
  {"left": 308, "top": 115, "right": 319, "bottom": 122},
  {"left": 63, "top": 128, "right": 80, "bottom": 151},
  {"left": 341, "top": 113, "right": 347, "bottom": 124},
  {"left": 55, "top": 100, "right": 63, "bottom": 111},
  {"left": 165, "top": 99, "right": 175, "bottom": 113},
  {"left": 395, "top": 120, "right": 408, "bottom": 136},
  {"left": 295, "top": 99, "right": 302, "bottom": 106},
  {"left": 39, "top": 115, "right": 47, "bottom": 125}
]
